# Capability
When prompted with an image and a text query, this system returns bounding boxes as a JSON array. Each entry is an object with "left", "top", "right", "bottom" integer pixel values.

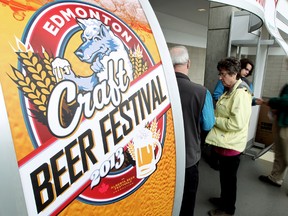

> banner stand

[
  {"left": 139, "top": 1, "right": 186, "bottom": 215},
  {"left": 0, "top": 84, "right": 28, "bottom": 216}
]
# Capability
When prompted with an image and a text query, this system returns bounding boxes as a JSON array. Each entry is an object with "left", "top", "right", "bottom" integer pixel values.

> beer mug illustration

[{"left": 133, "top": 128, "right": 162, "bottom": 179}]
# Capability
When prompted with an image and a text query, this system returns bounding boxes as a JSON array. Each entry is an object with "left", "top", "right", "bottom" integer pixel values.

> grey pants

[{"left": 268, "top": 119, "right": 288, "bottom": 185}]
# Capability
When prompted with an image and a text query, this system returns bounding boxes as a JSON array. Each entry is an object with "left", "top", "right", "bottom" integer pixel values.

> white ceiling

[{"left": 148, "top": 0, "right": 210, "bottom": 26}]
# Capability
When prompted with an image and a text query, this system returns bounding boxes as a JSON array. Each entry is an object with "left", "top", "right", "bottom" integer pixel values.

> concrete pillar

[{"left": 204, "top": 3, "right": 238, "bottom": 93}]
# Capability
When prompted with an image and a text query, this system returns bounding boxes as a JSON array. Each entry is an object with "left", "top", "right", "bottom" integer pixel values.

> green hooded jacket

[{"left": 269, "top": 84, "right": 288, "bottom": 127}]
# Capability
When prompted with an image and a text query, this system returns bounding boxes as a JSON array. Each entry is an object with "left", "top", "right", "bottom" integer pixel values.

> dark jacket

[
  {"left": 175, "top": 72, "right": 206, "bottom": 167},
  {"left": 269, "top": 84, "right": 288, "bottom": 127}
]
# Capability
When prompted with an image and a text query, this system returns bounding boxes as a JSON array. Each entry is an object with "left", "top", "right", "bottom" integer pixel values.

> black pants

[
  {"left": 179, "top": 163, "right": 199, "bottom": 216},
  {"left": 218, "top": 154, "right": 240, "bottom": 215}
]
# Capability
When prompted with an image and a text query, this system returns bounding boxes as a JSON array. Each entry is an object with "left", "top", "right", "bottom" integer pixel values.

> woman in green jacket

[
  {"left": 259, "top": 83, "right": 288, "bottom": 187},
  {"left": 206, "top": 57, "right": 253, "bottom": 216}
]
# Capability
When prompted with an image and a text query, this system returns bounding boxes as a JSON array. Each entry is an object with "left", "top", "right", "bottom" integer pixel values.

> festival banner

[{"left": 0, "top": 0, "right": 184, "bottom": 215}]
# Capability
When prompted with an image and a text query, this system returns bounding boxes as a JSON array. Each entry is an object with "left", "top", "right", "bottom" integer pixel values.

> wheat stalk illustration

[
  {"left": 150, "top": 118, "right": 161, "bottom": 140},
  {"left": 10, "top": 51, "right": 56, "bottom": 120},
  {"left": 150, "top": 118, "right": 161, "bottom": 148},
  {"left": 127, "top": 141, "right": 136, "bottom": 160},
  {"left": 129, "top": 44, "right": 148, "bottom": 79}
]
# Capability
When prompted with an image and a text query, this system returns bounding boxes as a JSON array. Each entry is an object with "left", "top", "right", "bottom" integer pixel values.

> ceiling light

[{"left": 198, "top": 8, "right": 206, "bottom": 12}]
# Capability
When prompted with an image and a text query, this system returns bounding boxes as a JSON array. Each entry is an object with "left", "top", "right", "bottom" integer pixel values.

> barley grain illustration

[{"left": 10, "top": 51, "right": 56, "bottom": 118}]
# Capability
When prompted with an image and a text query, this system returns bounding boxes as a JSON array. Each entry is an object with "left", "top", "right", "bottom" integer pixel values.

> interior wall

[
  {"left": 155, "top": 12, "right": 208, "bottom": 48},
  {"left": 153, "top": 8, "right": 287, "bottom": 99},
  {"left": 263, "top": 56, "right": 288, "bottom": 97},
  {"left": 167, "top": 43, "right": 206, "bottom": 85}
]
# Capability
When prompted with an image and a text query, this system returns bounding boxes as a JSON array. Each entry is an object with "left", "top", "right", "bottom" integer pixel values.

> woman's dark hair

[
  {"left": 217, "top": 57, "right": 241, "bottom": 79},
  {"left": 240, "top": 58, "right": 254, "bottom": 76}
]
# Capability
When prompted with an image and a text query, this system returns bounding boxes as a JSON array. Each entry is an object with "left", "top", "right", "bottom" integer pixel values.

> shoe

[
  {"left": 259, "top": 175, "right": 281, "bottom": 187},
  {"left": 209, "top": 197, "right": 223, "bottom": 207},
  {"left": 208, "top": 209, "right": 233, "bottom": 216}
]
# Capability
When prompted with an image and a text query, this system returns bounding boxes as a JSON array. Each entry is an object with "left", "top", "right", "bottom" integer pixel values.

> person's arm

[
  {"left": 212, "top": 80, "right": 224, "bottom": 101},
  {"left": 201, "top": 90, "right": 215, "bottom": 131},
  {"left": 249, "top": 83, "right": 254, "bottom": 92},
  {"left": 249, "top": 83, "right": 258, "bottom": 106},
  {"left": 268, "top": 94, "right": 288, "bottom": 110},
  {"left": 252, "top": 98, "right": 257, "bottom": 106},
  {"left": 253, "top": 98, "right": 264, "bottom": 106},
  {"left": 263, "top": 84, "right": 288, "bottom": 109},
  {"left": 216, "top": 89, "right": 252, "bottom": 131}
]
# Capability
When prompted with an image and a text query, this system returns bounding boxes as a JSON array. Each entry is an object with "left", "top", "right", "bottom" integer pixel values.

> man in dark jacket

[
  {"left": 259, "top": 83, "right": 288, "bottom": 187},
  {"left": 169, "top": 46, "right": 215, "bottom": 216}
]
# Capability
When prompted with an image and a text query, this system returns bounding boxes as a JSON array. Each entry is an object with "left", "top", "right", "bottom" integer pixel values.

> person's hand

[
  {"left": 263, "top": 99, "right": 270, "bottom": 106},
  {"left": 255, "top": 98, "right": 264, "bottom": 105},
  {"left": 255, "top": 98, "right": 271, "bottom": 106}
]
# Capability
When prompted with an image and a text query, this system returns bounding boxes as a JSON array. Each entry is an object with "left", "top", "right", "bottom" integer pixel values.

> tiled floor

[{"left": 194, "top": 151, "right": 288, "bottom": 216}]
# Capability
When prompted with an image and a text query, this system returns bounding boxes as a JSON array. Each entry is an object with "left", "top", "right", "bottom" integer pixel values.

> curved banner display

[
  {"left": 210, "top": 0, "right": 288, "bottom": 55},
  {"left": 0, "top": 1, "right": 184, "bottom": 215},
  {"left": 210, "top": 0, "right": 265, "bottom": 21},
  {"left": 264, "top": 0, "right": 288, "bottom": 55}
]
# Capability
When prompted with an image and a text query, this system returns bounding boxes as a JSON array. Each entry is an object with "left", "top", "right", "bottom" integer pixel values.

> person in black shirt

[{"left": 169, "top": 45, "right": 215, "bottom": 216}]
